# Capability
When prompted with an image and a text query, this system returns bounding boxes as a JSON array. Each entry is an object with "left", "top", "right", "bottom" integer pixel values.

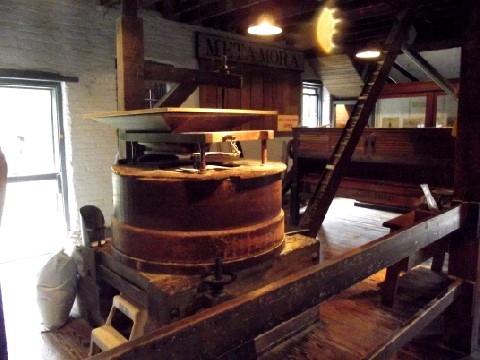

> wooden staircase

[{"left": 300, "top": 9, "right": 415, "bottom": 237}]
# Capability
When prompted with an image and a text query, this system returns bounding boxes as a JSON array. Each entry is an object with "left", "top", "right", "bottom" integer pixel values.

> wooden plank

[
  {"left": 454, "top": 0, "right": 480, "bottom": 202},
  {"left": 0, "top": 69, "right": 78, "bottom": 83},
  {"left": 366, "top": 278, "right": 462, "bottom": 359},
  {"left": 445, "top": 206, "right": 480, "bottom": 353},
  {"left": 156, "top": 82, "right": 198, "bottom": 107},
  {"left": 259, "top": 267, "right": 455, "bottom": 359},
  {"left": 116, "top": 15, "right": 144, "bottom": 111},
  {"left": 250, "top": 74, "right": 264, "bottom": 129},
  {"left": 225, "top": 86, "right": 241, "bottom": 109},
  {"left": 401, "top": 44, "right": 458, "bottom": 101},
  {"left": 448, "top": 2, "right": 480, "bottom": 352},
  {"left": 120, "top": 130, "right": 274, "bottom": 144},
  {"left": 97, "top": 264, "right": 148, "bottom": 308},
  {"left": 240, "top": 72, "right": 251, "bottom": 130},
  {"left": 144, "top": 61, "right": 242, "bottom": 88},
  {"left": 92, "top": 205, "right": 464, "bottom": 360},
  {"left": 88, "top": 107, "right": 278, "bottom": 132}
]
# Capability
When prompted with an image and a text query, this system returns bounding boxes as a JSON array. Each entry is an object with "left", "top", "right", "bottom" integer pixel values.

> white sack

[{"left": 36, "top": 250, "right": 77, "bottom": 330}]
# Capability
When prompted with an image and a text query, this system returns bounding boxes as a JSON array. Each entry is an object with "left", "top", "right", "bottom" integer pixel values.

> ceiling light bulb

[
  {"left": 248, "top": 15, "right": 282, "bottom": 35},
  {"left": 355, "top": 50, "right": 381, "bottom": 59}
]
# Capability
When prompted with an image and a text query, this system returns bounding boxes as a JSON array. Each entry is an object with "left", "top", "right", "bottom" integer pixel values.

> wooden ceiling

[
  {"left": 102, "top": 0, "right": 469, "bottom": 98},
  {"left": 107, "top": 0, "right": 470, "bottom": 56}
]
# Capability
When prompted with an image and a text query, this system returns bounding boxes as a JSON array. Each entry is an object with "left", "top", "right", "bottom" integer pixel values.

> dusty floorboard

[
  {"left": 1, "top": 198, "right": 475, "bottom": 359},
  {"left": 40, "top": 318, "right": 91, "bottom": 360},
  {"left": 259, "top": 267, "right": 469, "bottom": 360}
]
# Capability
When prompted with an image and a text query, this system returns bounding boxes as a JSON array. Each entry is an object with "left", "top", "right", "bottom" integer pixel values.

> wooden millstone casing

[{"left": 111, "top": 161, "right": 286, "bottom": 274}]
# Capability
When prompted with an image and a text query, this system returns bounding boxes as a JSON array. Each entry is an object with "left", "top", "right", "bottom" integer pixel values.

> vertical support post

[
  {"left": 131, "top": 141, "right": 138, "bottom": 164},
  {"left": 445, "top": 0, "right": 480, "bottom": 353},
  {"left": 289, "top": 130, "right": 301, "bottom": 226},
  {"left": 117, "top": 0, "right": 144, "bottom": 111},
  {"left": 261, "top": 139, "right": 267, "bottom": 164},
  {"left": 445, "top": 204, "right": 480, "bottom": 353},
  {"left": 199, "top": 144, "right": 208, "bottom": 173},
  {"left": 116, "top": 0, "right": 144, "bottom": 160}
]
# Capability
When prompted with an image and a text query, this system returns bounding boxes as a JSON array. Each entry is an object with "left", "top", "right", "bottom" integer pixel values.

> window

[
  {"left": 0, "top": 80, "right": 69, "bottom": 262},
  {"left": 302, "top": 83, "right": 322, "bottom": 127},
  {"left": 332, "top": 100, "right": 356, "bottom": 128},
  {"left": 436, "top": 94, "right": 458, "bottom": 127},
  {"left": 373, "top": 81, "right": 458, "bottom": 128},
  {"left": 375, "top": 96, "right": 427, "bottom": 128}
]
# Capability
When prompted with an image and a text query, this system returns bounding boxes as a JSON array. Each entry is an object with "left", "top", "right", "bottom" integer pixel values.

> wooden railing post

[
  {"left": 446, "top": 0, "right": 480, "bottom": 353},
  {"left": 444, "top": 203, "right": 480, "bottom": 353}
]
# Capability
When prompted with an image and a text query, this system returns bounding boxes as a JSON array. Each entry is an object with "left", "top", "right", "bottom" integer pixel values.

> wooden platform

[
  {"left": 258, "top": 267, "right": 458, "bottom": 359},
  {"left": 7, "top": 198, "right": 469, "bottom": 359},
  {"left": 92, "top": 199, "right": 477, "bottom": 359}
]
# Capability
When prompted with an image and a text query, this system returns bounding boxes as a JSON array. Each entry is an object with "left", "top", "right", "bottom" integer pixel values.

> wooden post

[
  {"left": 445, "top": 204, "right": 480, "bottom": 353},
  {"left": 116, "top": 0, "right": 144, "bottom": 159},
  {"left": 261, "top": 139, "right": 267, "bottom": 164},
  {"left": 116, "top": 0, "right": 144, "bottom": 111},
  {"left": 445, "top": 0, "right": 480, "bottom": 353}
]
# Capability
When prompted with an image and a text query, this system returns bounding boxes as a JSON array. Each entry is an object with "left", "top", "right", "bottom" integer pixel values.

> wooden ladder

[{"left": 300, "top": 9, "right": 414, "bottom": 237}]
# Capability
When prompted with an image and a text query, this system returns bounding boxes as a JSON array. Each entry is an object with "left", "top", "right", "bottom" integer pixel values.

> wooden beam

[
  {"left": 116, "top": 14, "right": 144, "bottom": 110},
  {"left": 121, "top": 130, "right": 274, "bottom": 144},
  {"left": 178, "top": 0, "right": 269, "bottom": 24},
  {"left": 393, "top": 61, "right": 419, "bottom": 81},
  {"left": 0, "top": 69, "right": 78, "bottom": 83},
  {"left": 401, "top": 43, "right": 457, "bottom": 100},
  {"left": 92, "top": 205, "right": 464, "bottom": 359},
  {"left": 144, "top": 61, "right": 242, "bottom": 88},
  {"left": 454, "top": 0, "right": 480, "bottom": 202},
  {"left": 445, "top": 4, "right": 480, "bottom": 353},
  {"left": 155, "top": 83, "right": 197, "bottom": 107},
  {"left": 366, "top": 278, "right": 462, "bottom": 359}
]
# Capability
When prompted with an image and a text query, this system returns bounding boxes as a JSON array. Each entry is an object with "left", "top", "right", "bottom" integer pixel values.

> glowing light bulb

[
  {"left": 355, "top": 50, "right": 381, "bottom": 59},
  {"left": 248, "top": 15, "right": 282, "bottom": 35}
]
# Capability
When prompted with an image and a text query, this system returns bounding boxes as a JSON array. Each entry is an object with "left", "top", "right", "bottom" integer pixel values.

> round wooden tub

[{"left": 111, "top": 160, "right": 286, "bottom": 274}]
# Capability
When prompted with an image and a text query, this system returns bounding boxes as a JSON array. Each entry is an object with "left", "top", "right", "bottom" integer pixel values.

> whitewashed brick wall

[
  {"left": 0, "top": 0, "right": 201, "bottom": 231},
  {"left": 0, "top": 0, "right": 295, "bottom": 235}
]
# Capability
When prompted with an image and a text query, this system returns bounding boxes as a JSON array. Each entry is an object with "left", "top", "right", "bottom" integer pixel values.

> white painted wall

[
  {"left": 0, "top": 0, "right": 302, "bottom": 233},
  {"left": 0, "top": 0, "right": 203, "bottom": 231}
]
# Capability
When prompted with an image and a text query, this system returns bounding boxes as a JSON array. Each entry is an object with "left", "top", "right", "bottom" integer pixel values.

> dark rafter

[
  {"left": 393, "top": 61, "right": 419, "bottom": 81},
  {"left": 100, "top": 0, "right": 467, "bottom": 55}
]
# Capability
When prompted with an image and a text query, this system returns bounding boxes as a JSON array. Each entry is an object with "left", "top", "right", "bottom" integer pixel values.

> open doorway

[{"left": 0, "top": 80, "right": 69, "bottom": 263}]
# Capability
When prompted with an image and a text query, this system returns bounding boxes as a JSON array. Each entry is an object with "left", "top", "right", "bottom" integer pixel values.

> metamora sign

[{"left": 196, "top": 33, "right": 304, "bottom": 71}]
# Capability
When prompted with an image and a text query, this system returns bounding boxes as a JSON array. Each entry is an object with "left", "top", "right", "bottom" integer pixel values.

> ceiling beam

[
  {"left": 401, "top": 43, "right": 457, "bottom": 99},
  {"left": 179, "top": 0, "right": 270, "bottom": 24},
  {"left": 393, "top": 61, "right": 419, "bottom": 81}
]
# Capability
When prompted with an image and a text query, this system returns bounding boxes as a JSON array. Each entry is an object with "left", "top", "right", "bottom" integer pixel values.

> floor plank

[
  {"left": 0, "top": 197, "right": 473, "bottom": 359},
  {"left": 259, "top": 268, "right": 453, "bottom": 360}
]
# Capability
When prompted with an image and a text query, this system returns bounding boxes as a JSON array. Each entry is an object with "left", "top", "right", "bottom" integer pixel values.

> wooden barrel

[{"left": 111, "top": 160, "right": 286, "bottom": 274}]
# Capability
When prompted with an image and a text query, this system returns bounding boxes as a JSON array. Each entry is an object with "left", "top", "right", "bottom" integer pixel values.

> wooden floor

[
  {"left": 0, "top": 255, "right": 92, "bottom": 359},
  {"left": 0, "top": 197, "right": 478, "bottom": 359},
  {"left": 258, "top": 267, "right": 462, "bottom": 359}
]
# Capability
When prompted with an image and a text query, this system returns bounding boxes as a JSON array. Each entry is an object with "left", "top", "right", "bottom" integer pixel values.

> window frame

[
  {"left": 301, "top": 82, "right": 323, "bottom": 127},
  {"left": 0, "top": 78, "right": 70, "bottom": 230}
]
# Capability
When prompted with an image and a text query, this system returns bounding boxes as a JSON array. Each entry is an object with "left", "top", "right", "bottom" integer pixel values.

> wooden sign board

[
  {"left": 278, "top": 114, "right": 300, "bottom": 132},
  {"left": 196, "top": 32, "right": 304, "bottom": 71}
]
